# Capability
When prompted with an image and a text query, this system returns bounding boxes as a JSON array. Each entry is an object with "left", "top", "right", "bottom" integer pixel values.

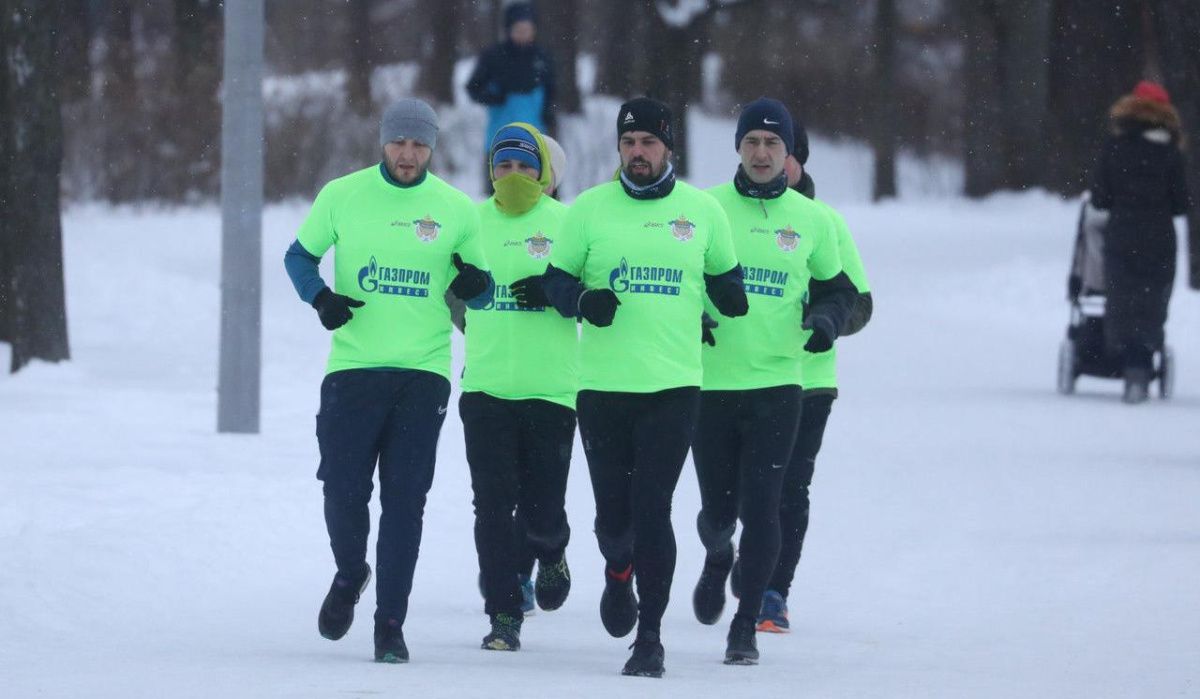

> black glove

[
  {"left": 449, "top": 253, "right": 489, "bottom": 301},
  {"left": 510, "top": 274, "right": 549, "bottom": 309},
  {"left": 802, "top": 314, "right": 835, "bottom": 353},
  {"left": 312, "top": 287, "right": 365, "bottom": 330},
  {"left": 579, "top": 289, "right": 620, "bottom": 327},
  {"left": 701, "top": 313, "right": 718, "bottom": 346},
  {"left": 1068, "top": 275, "right": 1082, "bottom": 300},
  {"left": 708, "top": 277, "right": 749, "bottom": 318}
]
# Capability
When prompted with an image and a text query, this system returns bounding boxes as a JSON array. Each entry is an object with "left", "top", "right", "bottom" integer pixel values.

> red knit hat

[{"left": 1132, "top": 80, "right": 1170, "bottom": 105}]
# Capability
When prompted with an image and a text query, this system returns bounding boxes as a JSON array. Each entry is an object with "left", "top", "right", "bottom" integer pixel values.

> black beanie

[
  {"left": 734, "top": 97, "right": 795, "bottom": 155},
  {"left": 505, "top": 2, "right": 535, "bottom": 29},
  {"left": 616, "top": 97, "right": 675, "bottom": 151},
  {"left": 792, "top": 117, "right": 810, "bottom": 165}
]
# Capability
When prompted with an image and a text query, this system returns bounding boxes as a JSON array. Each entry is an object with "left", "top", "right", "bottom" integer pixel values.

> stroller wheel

[
  {"left": 1158, "top": 345, "right": 1175, "bottom": 399},
  {"left": 1057, "top": 339, "right": 1077, "bottom": 395}
]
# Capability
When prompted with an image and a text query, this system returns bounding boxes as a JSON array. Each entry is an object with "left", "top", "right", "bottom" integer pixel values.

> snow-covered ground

[{"left": 3, "top": 123, "right": 1198, "bottom": 697}]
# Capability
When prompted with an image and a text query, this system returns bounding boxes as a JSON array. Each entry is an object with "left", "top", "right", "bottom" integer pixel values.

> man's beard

[
  {"left": 390, "top": 159, "right": 428, "bottom": 183},
  {"left": 623, "top": 156, "right": 665, "bottom": 187}
]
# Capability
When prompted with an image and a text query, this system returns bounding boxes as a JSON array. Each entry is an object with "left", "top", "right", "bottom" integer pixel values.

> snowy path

[{"left": 3, "top": 192, "right": 1198, "bottom": 698}]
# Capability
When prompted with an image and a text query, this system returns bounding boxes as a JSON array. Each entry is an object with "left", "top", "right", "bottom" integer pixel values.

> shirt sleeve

[
  {"left": 453, "top": 203, "right": 487, "bottom": 269},
  {"left": 549, "top": 197, "right": 589, "bottom": 278},
  {"left": 296, "top": 184, "right": 337, "bottom": 258},
  {"left": 807, "top": 205, "right": 845, "bottom": 282},
  {"left": 702, "top": 198, "right": 738, "bottom": 275},
  {"left": 829, "top": 208, "right": 870, "bottom": 293}
]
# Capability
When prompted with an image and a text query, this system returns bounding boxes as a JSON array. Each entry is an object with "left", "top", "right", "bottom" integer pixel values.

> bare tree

[
  {"left": 535, "top": 0, "right": 581, "bottom": 117},
  {"left": 416, "top": 0, "right": 459, "bottom": 104},
  {"left": 99, "top": 0, "right": 142, "bottom": 202},
  {"left": 871, "top": 0, "right": 897, "bottom": 201},
  {"left": 1149, "top": 0, "right": 1200, "bottom": 271},
  {"left": 594, "top": 0, "right": 643, "bottom": 98},
  {"left": 347, "top": 0, "right": 375, "bottom": 117},
  {"left": 0, "top": 0, "right": 70, "bottom": 371},
  {"left": 962, "top": 0, "right": 1052, "bottom": 197},
  {"left": 1043, "top": 0, "right": 1143, "bottom": 195},
  {"left": 169, "top": 0, "right": 222, "bottom": 200}
]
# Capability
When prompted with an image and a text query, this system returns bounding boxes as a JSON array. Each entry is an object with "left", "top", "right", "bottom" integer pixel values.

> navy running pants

[{"left": 316, "top": 368, "right": 450, "bottom": 626}]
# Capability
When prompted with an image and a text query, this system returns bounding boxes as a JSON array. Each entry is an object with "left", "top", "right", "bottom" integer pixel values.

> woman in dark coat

[{"left": 1091, "top": 80, "right": 1192, "bottom": 403}]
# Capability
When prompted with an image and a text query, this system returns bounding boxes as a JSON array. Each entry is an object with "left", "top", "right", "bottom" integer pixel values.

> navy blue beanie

[
  {"left": 735, "top": 98, "right": 795, "bottom": 155},
  {"left": 491, "top": 124, "right": 542, "bottom": 175},
  {"left": 505, "top": 3, "right": 535, "bottom": 29}
]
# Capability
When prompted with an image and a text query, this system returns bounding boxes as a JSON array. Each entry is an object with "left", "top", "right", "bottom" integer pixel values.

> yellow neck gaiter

[{"left": 493, "top": 172, "right": 545, "bottom": 215}]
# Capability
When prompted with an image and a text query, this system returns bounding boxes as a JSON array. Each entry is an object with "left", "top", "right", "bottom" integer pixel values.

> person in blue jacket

[{"left": 466, "top": 2, "right": 556, "bottom": 193}]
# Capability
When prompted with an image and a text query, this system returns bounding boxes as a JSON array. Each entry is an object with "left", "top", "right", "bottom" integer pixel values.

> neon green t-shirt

[
  {"left": 800, "top": 200, "right": 871, "bottom": 391},
  {"left": 297, "top": 166, "right": 487, "bottom": 378},
  {"left": 701, "top": 184, "right": 844, "bottom": 390},
  {"left": 549, "top": 180, "right": 739, "bottom": 393},
  {"left": 461, "top": 195, "right": 578, "bottom": 408}
]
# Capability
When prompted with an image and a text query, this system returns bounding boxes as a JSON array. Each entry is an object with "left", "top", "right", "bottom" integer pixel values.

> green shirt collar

[{"left": 379, "top": 161, "right": 428, "bottom": 189}]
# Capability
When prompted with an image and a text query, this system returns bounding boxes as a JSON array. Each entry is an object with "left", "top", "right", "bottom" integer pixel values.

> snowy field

[{"left": 3, "top": 127, "right": 1198, "bottom": 698}]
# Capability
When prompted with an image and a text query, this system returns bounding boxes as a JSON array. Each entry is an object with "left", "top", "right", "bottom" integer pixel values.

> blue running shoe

[{"left": 756, "top": 590, "right": 790, "bottom": 633}]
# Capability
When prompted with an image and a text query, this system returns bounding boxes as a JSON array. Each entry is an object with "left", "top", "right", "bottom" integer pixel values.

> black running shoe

[
  {"left": 373, "top": 618, "right": 409, "bottom": 663},
  {"left": 621, "top": 628, "right": 665, "bottom": 678},
  {"left": 318, "top": 563, "right": 371, "bottom": 641},
  {"left": 481, "top": 612, "right": 522, "bottom": 651},
  {"left": 535, "top": 553, "right": 571, "bottom": 611},
  {"left": 724, "top": 614, "right": 759, "bottom": 665},
  {"left": 693, "top": 547, "right": 733, "bottom": 625},
  {"left": 600, "top": 565, "right": 638, "bottom": 638}
]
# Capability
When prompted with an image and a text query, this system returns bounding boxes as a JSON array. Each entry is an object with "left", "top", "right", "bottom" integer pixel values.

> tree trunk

[
  {"left": 347, "top": 0, "right": 374, "bottom": 117},
  {"left": 997, "top": 0, "right": 1051, "bottom": 189},
  {"left": 962, "top": 1, "right": 1005, "bottom": 197},
  {"left": 961, "top": 0, "right": 1053, "bottom": 197},
  {"left": 1043, "top": 0, "right": 1143, "bottom": 195},
  {"left": 58, "top": 0, "right": 93, "bottom": 103},
  {"left": 416, "top": 0, "right": 457, "bottom": 104},
  {"left": 1, "top": 0, "right": 70, "bottom": 371},
  {"left": 871, "top": 0, "right": 898, "bottom": 201},
  {"left": 595, "top": 0, "right": 641, "bottom": 98},
  {"left": 647, "top": 2, "right": 708, "bottom": 178},
  {"left": 170, "top": 0, "right": 222, "bottom": 200},
  {"left": 535, "top": 0, "right": 580, "bottom": 117},
  {"left": 0, "top": 1, "right": 11, "bottom": 345},
  {"left": 100, "top": 0, "right": 140, "bottom": 202},
  {"left": 1149, "top": 0, "right": 1200, "bottom": 270}
]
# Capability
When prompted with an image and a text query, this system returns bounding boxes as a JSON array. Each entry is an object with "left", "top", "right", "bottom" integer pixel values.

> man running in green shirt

[
  {"left": 283, "top": 98, "right": 493, "bottom": 664},
  {"left": 459, "top": 122, "right": 576, "bottom": 652},
  {"left": 690, "top": 98, "right": 857, "bottom": 665},
  {"left": 755, "top": 114, "right": 873, "bottom": 634},
  {"left": 541, "top": 97, "right": 749, "bottom": 678}
]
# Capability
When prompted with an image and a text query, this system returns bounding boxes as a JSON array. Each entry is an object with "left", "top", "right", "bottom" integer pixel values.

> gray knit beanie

[{"left": 379, "top": 98, "right": 438, "bottom": 149}]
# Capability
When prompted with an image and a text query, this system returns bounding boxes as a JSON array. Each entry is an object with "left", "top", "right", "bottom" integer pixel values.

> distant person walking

[
  {"left": 283, "top": 98, "right": 493, "bottom": 664},
  {"left": 467, "top": 2, "right": 556, "bottom": 192},
  {"left": 1090, "top": 80, "right": 1193, "bottom": 403}
]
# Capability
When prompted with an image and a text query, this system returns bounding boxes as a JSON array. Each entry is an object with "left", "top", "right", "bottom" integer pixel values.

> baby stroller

[{"left": 1057, "top": 193, "right": 1174, "bottom": 397}]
